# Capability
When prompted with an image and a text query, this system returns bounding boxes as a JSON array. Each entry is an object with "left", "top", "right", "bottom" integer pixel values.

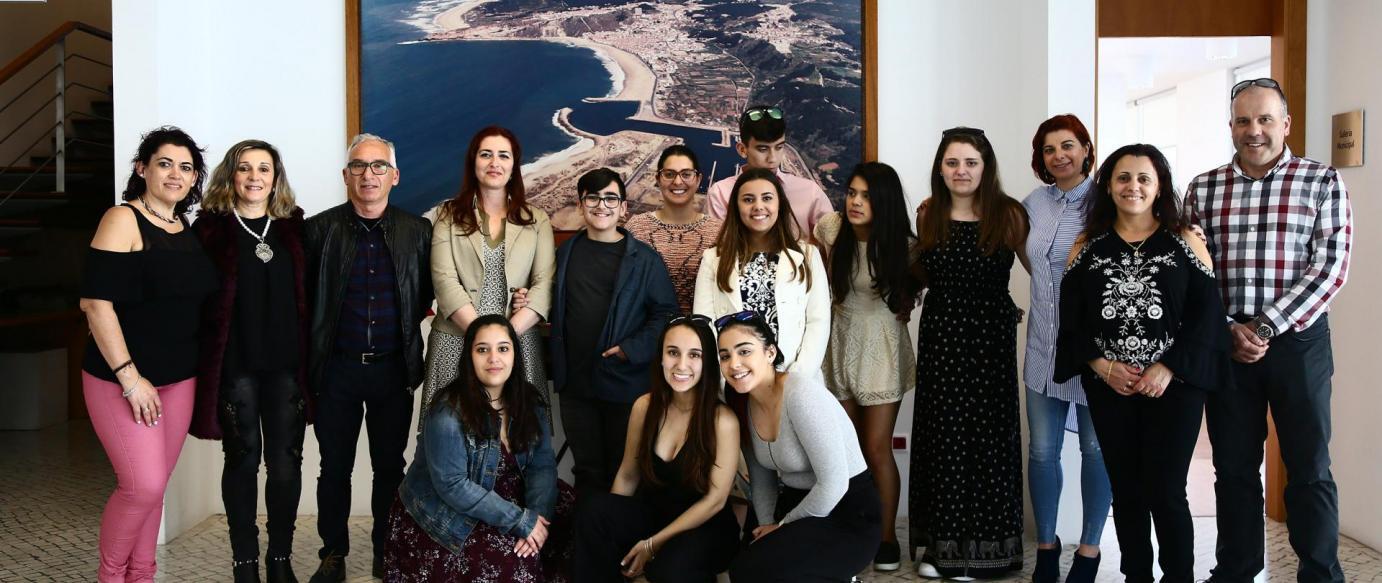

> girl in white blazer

[{"left": 693, "top": 167, "right": 829, "bottom": 373}]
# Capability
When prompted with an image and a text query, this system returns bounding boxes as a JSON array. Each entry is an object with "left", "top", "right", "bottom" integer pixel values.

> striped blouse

[{"left": 1021, "top": 176, "right": 1091, "bottom": 405}]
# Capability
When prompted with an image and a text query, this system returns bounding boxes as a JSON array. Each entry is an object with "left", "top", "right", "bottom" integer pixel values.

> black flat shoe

[
  {"left": 1032, "top": 537, "right": 1061, "bottom": 583},
  {"left": 1065, "top": 550, "right": 1100, "bottom": 583}
]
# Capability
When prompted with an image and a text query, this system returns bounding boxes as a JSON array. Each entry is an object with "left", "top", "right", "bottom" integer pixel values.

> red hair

[
  {"left": 1030, "top": 114, "right": 1094, "bottom": 185},
  {"left": 441, "top": 125, "right": 535, "bottom": 234}
]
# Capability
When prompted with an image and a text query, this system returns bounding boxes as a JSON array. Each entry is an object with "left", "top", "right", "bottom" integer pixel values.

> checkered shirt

[{"left": 1183, "top": 147, "right": 1352, "bottom": 334}]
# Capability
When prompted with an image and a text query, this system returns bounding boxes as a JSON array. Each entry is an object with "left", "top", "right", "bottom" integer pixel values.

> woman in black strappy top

[
  {"left": 1055, "top": 144, "right": 1232, "bottom": 583},
  {"left": 573, "top": 315, "right": 742, "bottom": 582},
  {"left": 78, "top": 126, "right": 218, "bottom": 582}
]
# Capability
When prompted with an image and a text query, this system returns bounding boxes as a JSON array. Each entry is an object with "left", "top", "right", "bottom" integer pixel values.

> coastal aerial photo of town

[{"left": 360, "top": 0, "right": 864, "bottom": 228}]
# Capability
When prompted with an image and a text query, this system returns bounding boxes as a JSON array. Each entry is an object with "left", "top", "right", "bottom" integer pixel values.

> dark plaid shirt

[
  {"left": 335, "top": 217, "right": 400, "bottom": 354},
  {"left": 1183, "top": 147, "right": 1352, "bottom": 334}
]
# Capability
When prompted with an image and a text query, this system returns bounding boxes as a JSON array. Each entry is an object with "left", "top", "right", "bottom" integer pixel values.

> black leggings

[
  {"left": 728, "top": 471, "right": 882, "bottom": 582},
  {"left": 1084, "top": 375, "right": 1205, "bottom": 583},
  {"left": 220, "top": 371, "right": 306, "bottom": 561},
  {"left": 573, "top": 491, "right": 740, "bottom": 582}
]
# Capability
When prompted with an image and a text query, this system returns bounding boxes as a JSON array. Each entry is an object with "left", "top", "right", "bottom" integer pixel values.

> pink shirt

[{"left": 705, "top": 169, "right": 833, "bottom": 242}]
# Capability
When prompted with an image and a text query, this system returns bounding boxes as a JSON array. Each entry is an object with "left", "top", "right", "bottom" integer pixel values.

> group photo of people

[{"left": 78, "top": 78, "right": 1351, "bottom": 583}]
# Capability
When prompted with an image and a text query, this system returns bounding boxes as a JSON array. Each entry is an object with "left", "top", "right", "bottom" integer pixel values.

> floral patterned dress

[{"left": 383, "top": 444, "right": 575, "bottom": 582}]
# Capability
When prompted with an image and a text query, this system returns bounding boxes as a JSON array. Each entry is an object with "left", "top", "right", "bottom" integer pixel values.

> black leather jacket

[{"left": 304, "top": 202, "right": 432, "bottom": 392}]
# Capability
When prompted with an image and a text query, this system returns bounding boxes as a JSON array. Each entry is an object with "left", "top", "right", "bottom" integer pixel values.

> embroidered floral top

[{"left": 1053, "top": 228, "right": 1232, "bottom": 392}]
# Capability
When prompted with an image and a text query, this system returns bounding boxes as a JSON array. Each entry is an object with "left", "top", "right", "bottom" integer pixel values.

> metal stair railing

[{"left": 0, "top": 21, "right": 112, "bottom": 209}]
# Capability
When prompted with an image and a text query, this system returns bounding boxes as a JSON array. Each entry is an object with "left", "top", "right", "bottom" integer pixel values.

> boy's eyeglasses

[
  {"left": 580, "top": 194, "right": 623, "bottom": 208},
  {"left": 742, "top": 107, "right": 783, "bottom": 123}
]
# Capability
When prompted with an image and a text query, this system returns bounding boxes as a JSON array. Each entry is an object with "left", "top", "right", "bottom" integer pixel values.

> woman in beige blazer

[
  {"left": 423, "top": 126, "right": 555, "bottom": 414},
  {"left": 692, "top": 168, "right": 829, "bottom": 374}
]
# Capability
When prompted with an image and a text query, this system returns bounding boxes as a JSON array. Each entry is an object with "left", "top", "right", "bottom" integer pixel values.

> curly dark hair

[
  {"left": 120, "top": 125, "right": 207, "bottom": 216},
  {"left": 1084, "top": 143, "right": 1186, "bottom": 238}
]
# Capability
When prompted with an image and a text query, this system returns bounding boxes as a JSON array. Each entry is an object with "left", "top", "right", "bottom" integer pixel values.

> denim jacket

[{"left": 399, "top": 403, "right": 556, "bottom": 553}]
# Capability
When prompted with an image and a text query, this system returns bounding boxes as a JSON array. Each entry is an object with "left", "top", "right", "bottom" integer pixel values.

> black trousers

[
  {"left": 1084, "top": 375, "right": 1205, "bottom": 583},
  {"left": 559, "top": 393, "right": 633, "bottom": 497},
  {"left": 572, "top": 491, "right": 739, "bottom": 583},
  {"left": 220, "top": 370, "right": 306, "bottom": 561},
  {"left": 1208, "top": 316, "right": 1344, "bottom": 583},
  {"left": 728, "top": 471, "right": 882, "bottom": 582},
  {"left": 314, "top": 355, "right": 413, "bottom": 561}
]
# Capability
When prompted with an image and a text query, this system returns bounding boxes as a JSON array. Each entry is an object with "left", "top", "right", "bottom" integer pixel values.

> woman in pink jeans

[{"left": 78, "top": 126, "right": 219, "bottom": 582}]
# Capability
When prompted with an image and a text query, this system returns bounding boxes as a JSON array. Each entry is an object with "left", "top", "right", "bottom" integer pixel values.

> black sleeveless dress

[{"left": 908, "top": 220, "right": 1024, "bottom": 577}]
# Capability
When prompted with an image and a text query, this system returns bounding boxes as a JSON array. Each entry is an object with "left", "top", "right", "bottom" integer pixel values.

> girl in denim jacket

[{"left": 383, "top": 314, "right": 574, "bottom": 582}]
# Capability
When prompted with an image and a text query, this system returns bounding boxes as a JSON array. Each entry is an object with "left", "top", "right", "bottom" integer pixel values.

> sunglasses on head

[
  {"left": 942, "top": 126, "right": 986, "bottom": 139},
  {"left": 669, "top": 314, "right": 712, "bottom": 327},
  {"left": 743, "top": 107, "right": 784, "bottom": 123},
  {"left": 1230, "top": 77, "right": 1283, "bottom": 100},
  {"left": 714, "top": 310, "right": 761, "bottom": 330}
]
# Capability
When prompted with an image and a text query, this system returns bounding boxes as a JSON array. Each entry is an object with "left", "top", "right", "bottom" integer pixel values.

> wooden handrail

[{"left": 0, "top": 21, "right": 111, "bottom": 88}]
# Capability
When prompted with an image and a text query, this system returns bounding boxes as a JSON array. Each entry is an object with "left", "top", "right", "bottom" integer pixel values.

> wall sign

[{"left": 1332, "top": 110, "right": 1364, "bottom": 168}]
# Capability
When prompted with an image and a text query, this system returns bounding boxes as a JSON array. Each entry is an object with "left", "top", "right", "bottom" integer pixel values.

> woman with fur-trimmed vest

[{"left": 191, "top": 139, "right": 312, "bottom": 583}]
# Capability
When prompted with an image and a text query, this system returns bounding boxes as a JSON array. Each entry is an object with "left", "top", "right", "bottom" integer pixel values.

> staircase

[{"left": 0, "top": 21, "right": 113, "bottom": 425}]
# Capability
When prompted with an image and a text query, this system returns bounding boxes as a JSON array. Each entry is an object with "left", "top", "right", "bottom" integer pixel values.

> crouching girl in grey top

[{"left": 716, "top": 310, "right": 880, "bottom": 581}]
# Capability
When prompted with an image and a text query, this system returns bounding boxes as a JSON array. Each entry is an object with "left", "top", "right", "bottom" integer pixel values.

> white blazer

[{"left": 693, "top": 245, "right": 830, "bottom": 373}]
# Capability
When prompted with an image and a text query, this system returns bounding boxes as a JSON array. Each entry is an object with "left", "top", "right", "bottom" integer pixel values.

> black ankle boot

[
  {"left": 1032, "top": 537, "right": 1061, "bottom": 583},
  {"left": 267, "top": 556, "right": 298, "bottom": 583},
  {"left": 233, "top": 559, "right": 261, "bottom": 583},
  {"left": 1064, "top": 550, "right": 1100, "bottom": 583}
]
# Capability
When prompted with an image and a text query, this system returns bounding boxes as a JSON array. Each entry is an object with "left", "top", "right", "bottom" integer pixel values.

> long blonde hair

[{"left": 202, "top": 139, "right": 298, "bottom": 219}]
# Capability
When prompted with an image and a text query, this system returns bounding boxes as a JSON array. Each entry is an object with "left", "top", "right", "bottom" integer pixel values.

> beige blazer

[
  {"left": 431, "top": 207, "right": 555, "bottom": 336},
  {"left": 692, "top": 245, "right": 830, "bottom": 373}
]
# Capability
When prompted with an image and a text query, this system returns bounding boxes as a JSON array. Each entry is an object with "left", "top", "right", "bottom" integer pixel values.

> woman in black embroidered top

[{"left": 1054, "top": 144, "right": 1231, "bottom": 583}]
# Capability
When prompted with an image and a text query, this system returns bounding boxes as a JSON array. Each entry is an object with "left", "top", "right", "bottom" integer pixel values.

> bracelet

[
  {"left": 120, "top": 377, "right": 142, "bottom": 398},
  {"left": 1105, "top": 359, "right": 1114, "bottom": 380},
  {"left": 112, "top": 359, "right": 134, "bottom": 375},
  {"left": 643, "top": 538, "right": 656, "bottom": 559}
]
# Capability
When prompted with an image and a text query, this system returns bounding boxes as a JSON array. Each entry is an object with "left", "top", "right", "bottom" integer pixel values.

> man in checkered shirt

[{"left": 1184, "top": 78, "right": 1352, "bottom": 583}]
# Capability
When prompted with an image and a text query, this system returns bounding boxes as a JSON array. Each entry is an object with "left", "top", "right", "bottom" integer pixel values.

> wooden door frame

[{"left": 1096, "top": 0, "right": 1305, "bottom": 523}]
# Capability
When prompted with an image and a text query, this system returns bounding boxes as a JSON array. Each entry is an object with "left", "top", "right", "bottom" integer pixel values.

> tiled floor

[{"left": 4, "top": 422, "right": 1380, "bottom": 582}]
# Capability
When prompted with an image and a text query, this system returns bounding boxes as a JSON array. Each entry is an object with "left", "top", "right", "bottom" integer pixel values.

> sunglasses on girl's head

[
  {"left": 743, "top": 107, "right": 783, "bottom": 123},
  {"left": 942, "top": 126, "right": 986, "bottom": 138},
  {"left": 714, "top": 310, "right": 760, "bottom": 330},
  {"left": 669, "top": 314, "right": 712, "bottom": 327}
]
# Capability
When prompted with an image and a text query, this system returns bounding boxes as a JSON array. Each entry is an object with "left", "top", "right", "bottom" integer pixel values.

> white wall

[
  {"left": 1305, "top": 0, "right": 1382, "bottom": 552},
  {"left": 1173, "top": 68, "right": 1233, "bottom": 187},
  {"left": 112, "top": 0, "right": 350, "bottom": 541}
]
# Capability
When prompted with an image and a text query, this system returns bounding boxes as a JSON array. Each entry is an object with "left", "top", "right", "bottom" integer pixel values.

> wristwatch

[{"left": 1252, "top": 315, "right": 1276, "bottom": 340}]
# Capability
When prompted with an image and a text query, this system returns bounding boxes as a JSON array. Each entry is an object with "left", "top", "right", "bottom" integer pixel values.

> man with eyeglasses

[
  {"left": 1184, "top": 78, "right": 1351, "bottom": 583},
  {"left": 303, "top": 133, "right": 433, "bottom": 582},
  {"left": 705, "top": 104, "right": 833, "bottom": 243},
  {"left": 549, "top": 167, "right": 677, "bottom": 496}
]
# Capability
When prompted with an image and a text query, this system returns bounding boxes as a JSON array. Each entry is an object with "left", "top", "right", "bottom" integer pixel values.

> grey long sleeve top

[{"left": 746, "top": 373, "right": 868, "bottom": 526}]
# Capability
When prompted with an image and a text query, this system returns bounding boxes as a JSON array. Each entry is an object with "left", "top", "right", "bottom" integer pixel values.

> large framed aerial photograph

[{"left": 348, "top": 0, "right": 876, "bottom": 230}]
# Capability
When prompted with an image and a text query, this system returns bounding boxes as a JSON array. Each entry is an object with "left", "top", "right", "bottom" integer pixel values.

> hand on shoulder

[{"left": 1178, "top": 227, "right": 1214, "bottom": 269}]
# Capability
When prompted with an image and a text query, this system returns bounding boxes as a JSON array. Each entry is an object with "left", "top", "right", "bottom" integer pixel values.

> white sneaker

[
  {"left": 917, "top": 561, "right": 942, "bottom": 578},
  {"left": 950, "top": 577, "right": 976, "bottom": 582}
]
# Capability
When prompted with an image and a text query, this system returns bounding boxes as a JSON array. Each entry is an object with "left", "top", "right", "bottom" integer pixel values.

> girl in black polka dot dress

[{"left": 909, "top": 127, "right": 1030, "bottom": 580}]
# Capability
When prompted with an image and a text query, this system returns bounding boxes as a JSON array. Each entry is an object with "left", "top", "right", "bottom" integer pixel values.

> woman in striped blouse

[{"left": 1020, "top": 114, "right": 1111, "bottom": 583}]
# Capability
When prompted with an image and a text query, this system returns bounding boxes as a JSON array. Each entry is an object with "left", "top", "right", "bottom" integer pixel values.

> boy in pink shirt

[{"left": 705, "top": 105, "right": 833, "bottom": 242}]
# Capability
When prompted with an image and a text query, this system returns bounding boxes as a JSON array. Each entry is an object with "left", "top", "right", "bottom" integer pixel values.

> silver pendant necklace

[{"left": 233, "top": 209, "right": 274, "bottom": 263}]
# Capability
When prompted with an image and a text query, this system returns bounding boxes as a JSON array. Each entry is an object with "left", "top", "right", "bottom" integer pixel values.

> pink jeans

[{"left": 83, "top": 372, "right": 195, "bottom": 583}]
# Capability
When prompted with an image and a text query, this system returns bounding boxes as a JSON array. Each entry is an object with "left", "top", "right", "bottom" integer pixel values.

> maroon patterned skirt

[{"left": 383, "top": 445, "right": 575, "bottom": 583}]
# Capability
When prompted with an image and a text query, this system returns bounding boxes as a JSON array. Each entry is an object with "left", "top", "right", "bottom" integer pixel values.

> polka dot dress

[{"left": 908, "top": 220, "right": 1024, "bottom": 578}]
